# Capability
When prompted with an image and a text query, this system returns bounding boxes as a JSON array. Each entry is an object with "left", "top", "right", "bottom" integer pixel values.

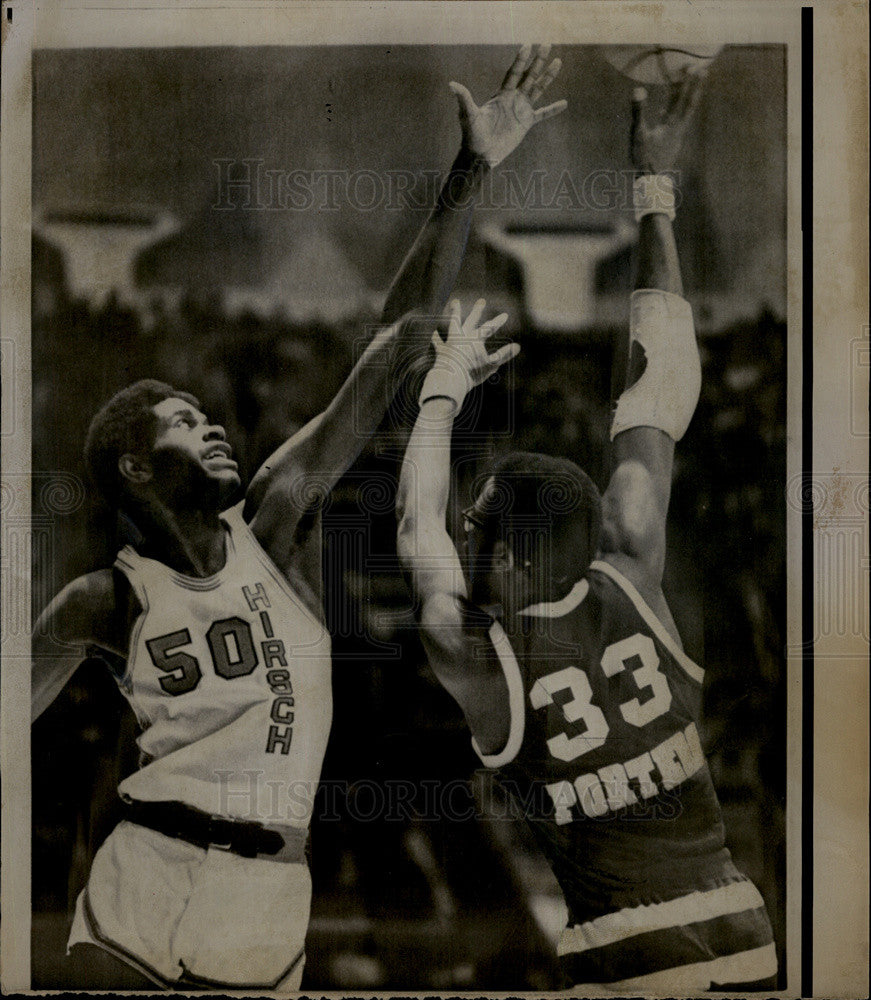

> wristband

[
  {"left": 419, "top": 365, "right": 471, "bottom": 415},
  {"left": 633, "top": 174, "right": 676, "bottom": 222}
]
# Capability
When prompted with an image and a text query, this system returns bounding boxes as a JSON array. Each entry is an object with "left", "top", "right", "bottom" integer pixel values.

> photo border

[{"left": 2, "top": 2, "right": 867, "bottom": 996}]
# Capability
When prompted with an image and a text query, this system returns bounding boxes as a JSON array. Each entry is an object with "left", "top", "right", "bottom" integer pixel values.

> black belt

[{"left": 122, "top": 799, "right": 306, "bottom": 863}]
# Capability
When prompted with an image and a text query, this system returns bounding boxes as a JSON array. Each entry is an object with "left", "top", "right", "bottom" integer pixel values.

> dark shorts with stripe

[{"left": 559, "top": 873, "right": 776, "bottom": 989}]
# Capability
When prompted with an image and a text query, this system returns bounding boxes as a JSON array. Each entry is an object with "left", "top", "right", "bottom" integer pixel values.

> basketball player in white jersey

[
  {"left": 30, "top": 47, "right": 568, "bottom": 990},
  {"left": 397, "top": 76, "right": 778, "bottom": 991}
]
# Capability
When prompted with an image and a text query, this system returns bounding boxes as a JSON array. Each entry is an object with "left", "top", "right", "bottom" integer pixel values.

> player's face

[
  {"left": 148, "top": 397, "right": 241, "bottom": 505},
  {"left": 465, "top": 475, "right": 540, "bottom": 613}
]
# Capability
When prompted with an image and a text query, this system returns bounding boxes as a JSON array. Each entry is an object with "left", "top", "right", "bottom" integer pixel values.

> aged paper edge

[{"left": 2, "top": 1, "right": 867, "bottom": 996}]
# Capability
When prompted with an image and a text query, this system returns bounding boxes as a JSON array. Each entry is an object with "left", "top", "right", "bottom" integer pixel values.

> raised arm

[
  {"left": 382, "top": 44, "right": 567, "bottom": 322},
  {"left": 245, "top": 47, "right": 566, "bottom": 559},
  {"left": 396, "top": 299, "right": 517, "bottom": 747},
  {"left": 243, "top": 315, "right": 415, "bottom": 543},
  {"left": 599, "top": 77, "right": 705, "bottom": 587}
]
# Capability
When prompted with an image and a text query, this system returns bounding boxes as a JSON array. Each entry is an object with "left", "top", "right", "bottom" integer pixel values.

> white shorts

[{"left": 69, "top": 820, "right": 311, "bottom": 990}]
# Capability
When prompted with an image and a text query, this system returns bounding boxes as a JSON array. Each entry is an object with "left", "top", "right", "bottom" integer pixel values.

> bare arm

[
  {"left": 245, "top": 46, "right": 567, "bottom": 563},
  {"left": 244, "top": 316, "right": 415, "bottom": 556},
  {"left": 382, "top": 45, "right": 567, "bottom": 322},
  {"left": 600, "top": 214, "right": 682, "bottom": 581},
  {"left": 599, "top": 77, "right": 705, "bottom": 586},
  {"left": 396, "top": 300, "right": 518, "bottom": 749},
  {"left": 381, "top": 146, "right": 487, "bottom": 325},
  {"left": 31, "top": 570, "right": 125, "bottom": 722}
]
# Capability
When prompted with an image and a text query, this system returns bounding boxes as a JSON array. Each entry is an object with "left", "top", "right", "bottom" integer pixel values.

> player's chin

[
  {"left": 207, "top": 465, "right": 242, "bottom": 498},
  {"left": 219, "top": 467, "right": 242, "bottom": 490}
]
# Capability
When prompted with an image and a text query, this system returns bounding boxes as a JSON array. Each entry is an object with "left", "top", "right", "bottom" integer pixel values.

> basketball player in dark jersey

[
  {"left": 396, "top": 75, "right": 778, "bottom": 991},
  {"left": 29, "top": 47, "right": 568, "bottom": 990}
]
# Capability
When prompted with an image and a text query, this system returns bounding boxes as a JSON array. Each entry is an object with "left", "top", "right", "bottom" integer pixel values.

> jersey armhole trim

[
  {"left": 518, "top": 578, "right": 589, "bottom": 618},
  {"left": 471, "top": 619, "right": 526, "bottom": 768},
  {"left": 112, "top": 555, "right": 149, "bottom": 694},
  {"left": 589, "top": 559, "right": 704, "bottom": 685}
]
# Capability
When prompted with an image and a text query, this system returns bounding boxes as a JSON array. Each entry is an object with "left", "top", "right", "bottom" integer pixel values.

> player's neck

[{"left": 135, "top": 503, "right": 228, "bottom": 577}]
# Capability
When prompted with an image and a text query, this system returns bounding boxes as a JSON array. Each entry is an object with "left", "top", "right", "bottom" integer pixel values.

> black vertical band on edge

[{"left": 800, "top": 7, "right": 814, "bottom": 999}]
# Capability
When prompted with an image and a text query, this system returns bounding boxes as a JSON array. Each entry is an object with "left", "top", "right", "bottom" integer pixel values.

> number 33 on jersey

[{"left": 475, "top": 559, "right": 711, "bottom": 831}]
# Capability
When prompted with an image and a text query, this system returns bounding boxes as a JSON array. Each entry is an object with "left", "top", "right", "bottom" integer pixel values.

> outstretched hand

[
  {"left": 630, "top": 72, "right": 705, "bottom": 175},
  {"left": 450, "top": 44, "right": 568, "bottom": 168},
  {"left": 431, "top": 298, "right": 518, "bottom": 391}
]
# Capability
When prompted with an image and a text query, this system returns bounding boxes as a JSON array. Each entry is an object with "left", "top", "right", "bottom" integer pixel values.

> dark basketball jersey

[{"left": 470, "top": 558, "right": 776, "bottom": 988}]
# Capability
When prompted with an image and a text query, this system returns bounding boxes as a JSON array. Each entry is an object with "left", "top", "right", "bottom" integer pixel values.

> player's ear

[
  {"left": 119, "top": 453, "right": 153, "bottom": 487},
  {"left": 492, "top": 539, "right": 515, "bottom": 572}
]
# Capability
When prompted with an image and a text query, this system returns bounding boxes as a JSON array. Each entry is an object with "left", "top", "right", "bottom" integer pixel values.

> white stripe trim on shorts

[
  {"left": 558, "top": 879, "right": 766, "bottom": 956},
  {"left": 471, "top": 619, "right": 526, "bottom": 768},
  {"left": 588, "top": 559, "right": 704, "bottom": 684},
  {"left": 81, "top": 885, "right": 174, "bottom": 988},
  {"left": 602, "top": 942, "right": 777, "bottom": 991}
]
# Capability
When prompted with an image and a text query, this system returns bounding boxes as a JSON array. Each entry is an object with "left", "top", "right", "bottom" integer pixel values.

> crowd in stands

[{"left": 31, "top": 290, "right": 786, "bottom": 987}]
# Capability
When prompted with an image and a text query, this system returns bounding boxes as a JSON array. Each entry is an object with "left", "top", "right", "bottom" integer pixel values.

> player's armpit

[
  {"left": 31, "top": 651, "right": 85, "bottom": 724},
  {"left": 245, "top": 318, "right": 410, "bottom": 554},
  {"left": 416, "top": 593, "right": 510, "bottom": 756},
  {"left": 242, "top": 412, "right": 338, "bottom": 571},
  {"left": 244, "top": 413, "right": 325, "bottom": 516}
]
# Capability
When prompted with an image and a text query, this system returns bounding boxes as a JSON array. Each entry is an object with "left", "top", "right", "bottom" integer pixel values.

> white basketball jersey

[{"left": 113, "top": 501, "right": 332, "bottom": 829}]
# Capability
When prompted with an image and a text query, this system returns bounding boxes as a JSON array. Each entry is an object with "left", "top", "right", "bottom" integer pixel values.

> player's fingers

[
  {"left": 479, "top": 312, "right": 510, "bottom": 340},
  {"left": 487, "top": 342, "right": 521, "bottom": 367},
  {"left": 430, "top": 330, "right": 443, "bottom": 352},
  {"left": 464, "top": 297, "right": 487, "bottom": 334},
  {"left": 446, "top": 298, "right": 463, "bottom": 339},
  {"left": 527, "top": 57, "right": 562, "bottom": 104},
  {"left": 448, "top": 81, "right": 476, "bottom": 119},
  {"left": 532, "top": 99, "right": 568, "bottom": 123},
  {"left": 519, "top": 43, "right": 552, "bottom": 94},
  {"left": 501, "top": 44, "right": 533, "bottom": 90}
]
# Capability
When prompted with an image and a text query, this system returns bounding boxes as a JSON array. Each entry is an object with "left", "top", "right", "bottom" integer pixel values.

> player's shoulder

[
  {"left": 56, "top": 569, "right": 117, "bottom": 612},
  {"left": 588, "top": 552, "right": 688, "bottom": 655},
  {"left": 589, "top": 550, "right": 661, "bottom": 606},
  {"left": 48, "top": 568, "right": 138, "bottom": 650}
]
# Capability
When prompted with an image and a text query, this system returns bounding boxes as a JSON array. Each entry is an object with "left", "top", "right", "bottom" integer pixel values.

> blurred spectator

[{"left": 31, "top": 288, "right": 786, "bottom": 988}]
